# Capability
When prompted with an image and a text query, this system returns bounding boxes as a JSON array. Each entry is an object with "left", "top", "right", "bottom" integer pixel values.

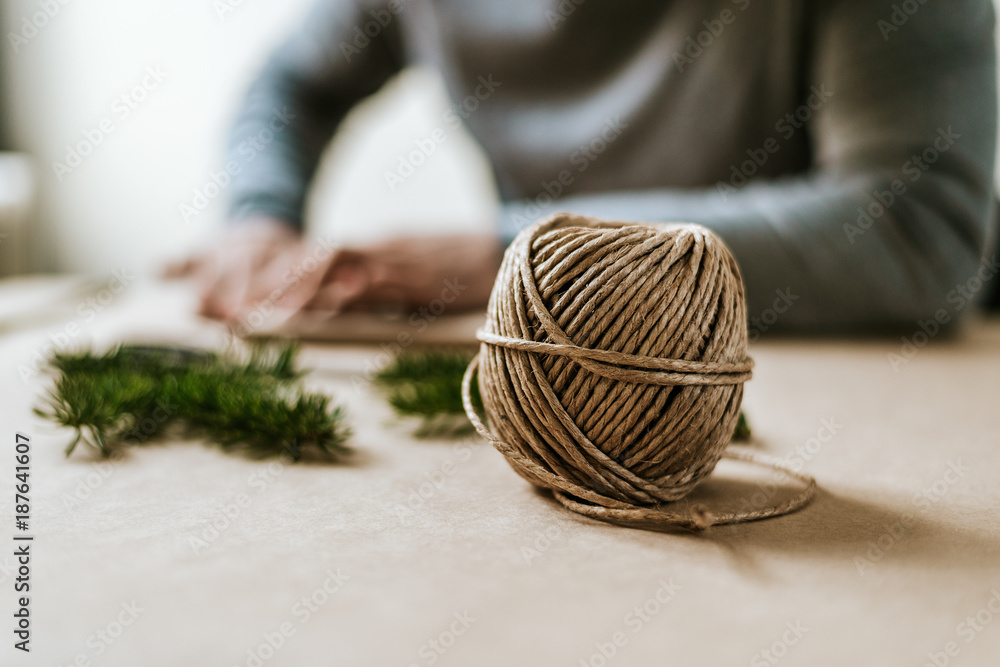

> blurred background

[
  {"left": 0, "top": 0, "right": 500, "bottom": 278},
  {"left": 2, "top": 1, "right": 1000, "bottom": 279}
]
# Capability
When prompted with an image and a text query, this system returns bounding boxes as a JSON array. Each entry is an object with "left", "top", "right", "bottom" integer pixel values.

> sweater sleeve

[
  {"left": 226, "top": 0, "right": 404, "bottom": 229},
  {"left": 499, "top": 0, "right": 998, "bottom": 332}
]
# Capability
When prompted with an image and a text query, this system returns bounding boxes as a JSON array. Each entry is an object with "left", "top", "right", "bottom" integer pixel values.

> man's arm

[
  {"left": 500, "top": 0, "right": 998, "bottom": 332},
  {"left": 189, "top": 0, "right": 404, "bottom": 321},
  {"left": 227, "top": 0, "right": 405, "bottom": 230}
]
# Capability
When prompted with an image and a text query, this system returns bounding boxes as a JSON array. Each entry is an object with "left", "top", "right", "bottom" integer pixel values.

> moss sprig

[
  {"left": 34, "top": 343, "right": 349, "bottom": 460},
  {"left": 374, "top": 349, "right": 482, "bottom": 438}
]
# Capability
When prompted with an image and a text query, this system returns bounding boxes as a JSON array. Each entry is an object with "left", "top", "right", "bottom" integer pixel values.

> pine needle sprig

[
  {"left": 34, "top": 343, "right": 350, "bottom": 461},
  {"left": 734, "top": 410, "right": 751, "bottom": 441},
  {"left": 374, "top": 349, "right": 482, "bottom": 438}
]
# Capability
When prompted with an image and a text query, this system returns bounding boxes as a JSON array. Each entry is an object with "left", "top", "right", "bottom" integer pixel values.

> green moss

[
  {"left": 35, "top": 343, "right": 349, "bottom": 461},
  {"left": 733, "top": 410, "right": 751, "bottom": 441},
  {"left": 374, "top": 349, "right": 482, "bottom": 438}
]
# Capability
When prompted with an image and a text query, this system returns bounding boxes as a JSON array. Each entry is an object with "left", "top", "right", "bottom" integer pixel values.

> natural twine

[{"left": 461, "top": 214, "right": 816, "bottom": 531}]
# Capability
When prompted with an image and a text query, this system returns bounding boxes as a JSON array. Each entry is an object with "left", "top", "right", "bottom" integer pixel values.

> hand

[
  {"left": 168, "top": 225, "right": 504, "bottom": 324},
  {"left": 165, "top": 217, "right": 302, "bottom": 322},
  {"left": 303, "top": 233, "right": 504, "bottom": 315}
]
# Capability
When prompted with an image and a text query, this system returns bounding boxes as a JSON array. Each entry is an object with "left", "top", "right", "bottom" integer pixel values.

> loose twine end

[{"left": 689, "top": 504, "right": 714, "bottom": 532}]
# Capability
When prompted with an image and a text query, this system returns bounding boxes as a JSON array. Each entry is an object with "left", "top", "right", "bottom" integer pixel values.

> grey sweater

[{"left": 227, "top": 0, "right": 998, "bottom": 332}]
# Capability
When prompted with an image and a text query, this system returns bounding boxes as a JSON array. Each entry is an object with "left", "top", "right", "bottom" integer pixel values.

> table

[{"left": 1, "top": 276, "right": 998, "bottom": 666}]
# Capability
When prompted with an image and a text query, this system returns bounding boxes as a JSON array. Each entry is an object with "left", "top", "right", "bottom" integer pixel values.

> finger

[
  {"left": 240, "top": 241, "right": 312, "bottom": 307},
  {"left": 162, "top": 253, "right": 204, "bottom": 279},
  {"left": 197, "top": 257, "right": 253, "bottom": 321},
  {"left": 210, "top": 238, "right": 302, "bottom": 321},
  {"left": 303, "top": 259, "right": 371, "bottom": 312},
  {"left": 231, "top": 246, "right": 350, "bottom": 326}
]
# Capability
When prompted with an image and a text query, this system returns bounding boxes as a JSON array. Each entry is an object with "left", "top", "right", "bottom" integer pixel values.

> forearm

[
  {"left": 500, "top": 167, "right": 997, "bottom": 332},
  {"left": 225, "top": 66, "right": 342, "bottom": 230},
  {"left": 226, "top": 0, "right": 404, "bottom": 230}
]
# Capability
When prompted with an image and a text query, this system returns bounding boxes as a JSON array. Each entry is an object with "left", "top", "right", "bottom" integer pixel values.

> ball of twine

[{"left": 462, "top": 214, "right": 815, "bottom": 531}]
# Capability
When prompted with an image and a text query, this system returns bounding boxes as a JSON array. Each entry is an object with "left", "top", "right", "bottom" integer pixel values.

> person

[{"left": 181, "top": 0, "right": 999, "bottom": 334}]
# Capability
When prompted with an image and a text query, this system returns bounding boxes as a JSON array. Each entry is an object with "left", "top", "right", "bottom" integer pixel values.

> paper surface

[{"left": 4, "top": 277, "right": 1000, "bottom": 666}]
